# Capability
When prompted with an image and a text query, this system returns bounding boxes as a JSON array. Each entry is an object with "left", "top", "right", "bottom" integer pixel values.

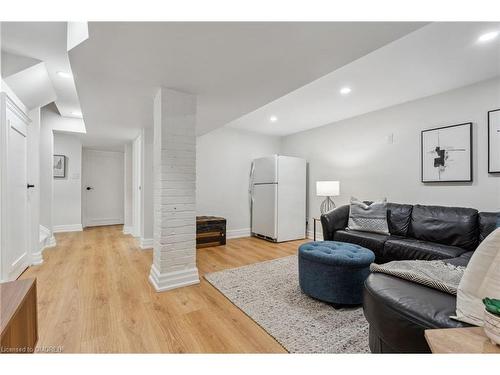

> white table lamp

[{"left": 316, "top": 181, "right": 340, "bottom": 214}]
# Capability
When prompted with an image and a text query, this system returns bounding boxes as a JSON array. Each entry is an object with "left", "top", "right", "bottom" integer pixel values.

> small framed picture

[
  {"left": 488, "top": 109, "right": 500, "bottom": 173},
  {"left": 53, "top": 154, "right": 66, "bottom": 178},
  {"left": 421, "top": 122, "right": 472, "bottom": 183}
]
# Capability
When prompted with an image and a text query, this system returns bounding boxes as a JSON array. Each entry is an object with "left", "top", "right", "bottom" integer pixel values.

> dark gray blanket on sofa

[{"left": 370, "top": 260, "right": 465, "bottom": 295}]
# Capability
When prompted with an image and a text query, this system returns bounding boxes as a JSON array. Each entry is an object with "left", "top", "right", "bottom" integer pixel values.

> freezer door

[
  {"left": 251, "top": 184, "right": 278, "bottom": 239},
  {"left": 252, "top": 155, "right": 278, "bottom": 184}
]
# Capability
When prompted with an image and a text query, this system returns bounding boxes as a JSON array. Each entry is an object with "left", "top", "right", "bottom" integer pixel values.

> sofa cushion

[
  {"left": 409, "top": 205, "right": 478, "bottom": 251},
  {"left": 334, "top": 230, "right": 389, "bottom": 258},
  {"left": 387, "top": 203, "right": 413, "bottom": 236},
  {"left": 363, "top": 273, "right": 469, "bottom": 353},
  {"left": 348, "top": 197, "right": 389, "bottom": 235},
  {"left": 479, "top": 212, "right": 499, "bottom": 242},
  {"left": 455, "top": 228, "right": 500, "bottom": 326},
  {"left": 383, "top": 237, "right": 466, "bottom": 261}
]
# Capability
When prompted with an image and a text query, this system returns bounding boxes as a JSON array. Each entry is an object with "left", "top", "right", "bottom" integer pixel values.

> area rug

[{"left": 204, "top": 255, "right": 369, "bottom": 353}]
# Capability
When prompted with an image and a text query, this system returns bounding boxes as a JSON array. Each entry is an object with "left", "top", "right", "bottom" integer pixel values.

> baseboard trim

[
  {"left": 85, "top": 218, "right": 124, "bottom": 227},
  {"left": 47, "top": 235, "right": 57, "bottom": 247},
  {"left": 33, "top": 234, "right": 57, "bottom": 266},
  {"left": 149, "top": 264, "right": 200, "bottom": 292},
  {"left": 53, "top": 224, "right": 83, "bottom": 233},
  {"left": 139, "top": 237, "right": 154, "bottom": 249},
  {"left": 31, "top": 251, "right": 44, "bottom": 265},
  {"left": 226, "top": 228, "right": 251, "bottom": 239},
  {"left": 123, "top": 225, "right": 133, "bottom": 235}
]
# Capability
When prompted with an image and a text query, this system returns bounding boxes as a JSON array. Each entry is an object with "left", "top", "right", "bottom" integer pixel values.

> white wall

[
  {"left": 39, "top": 108, "right": 54, "bottom": 232},
  {"left": 123, "top": 142, "right": 133, "bottom": 234},
  {"left": 40, "top": 105, "right": 85, "bottom": 234},
  {"left": 281, "top": 77, "right": 500, "bottom": 235},
  {"left": 53, "top": 133, "right": 83, "bottom": 231},
  {"left": 196, "top": 127, "right": 281, "bottom": 237},
  {"left": 140, "top": 128, "right": 154, "bottom": 247},
  {"left": 131, "top": 134, "right": 142, "bottom": 237},
  {"left": 41, "top": 103, "right": 86, "bottom": 133}
]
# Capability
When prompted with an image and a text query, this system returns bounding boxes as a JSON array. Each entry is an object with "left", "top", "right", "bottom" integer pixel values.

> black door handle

[
  {"left": 86, "top": 186, "right": 93, "bottom": 190},
  {"left": 27, "top": 184, "right": 35, "bottom": 189}
]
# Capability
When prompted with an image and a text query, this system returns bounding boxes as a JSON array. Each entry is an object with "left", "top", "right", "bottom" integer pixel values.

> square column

[{"left": 149, "top": 88, "right": 199, "bottom": 292}]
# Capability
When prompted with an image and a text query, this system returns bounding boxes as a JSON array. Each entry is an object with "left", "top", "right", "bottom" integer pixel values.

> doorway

[
  {"left": 132, "top": 135, "right": 142, "bottom": 237},
  {"left": 82, "top": 149, "right": 124, "bottom": 227},
  {"left": 1, "top": 103, "right": 30, "bottom": 280}
]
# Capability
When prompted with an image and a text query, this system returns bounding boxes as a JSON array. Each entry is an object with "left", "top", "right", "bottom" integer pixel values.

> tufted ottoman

[{"left": 298, "top": 241, "right": 375, "bottom": 305}]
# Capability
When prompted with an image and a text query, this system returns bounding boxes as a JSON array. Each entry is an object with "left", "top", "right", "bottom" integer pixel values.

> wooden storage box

[
  {"left": 0, "top": 278, "right": 38, "bottom": 354},
  {"left": 196, "top": 216, "right": 226, "bottom": 248}
]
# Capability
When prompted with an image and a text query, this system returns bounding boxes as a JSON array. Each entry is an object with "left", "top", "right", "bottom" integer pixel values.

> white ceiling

[
  {"left": 228, "top": 22, "right": 500, "bottom": 136},
  {"left": 1, "top": 22, "right": 85, "bottom": 118},
  {"left": 68, "top": 22, "right": 425, "bottom": 150},
  {"left": 6, "top": 22, "right": 496, "bottom": 148},
  {"left": 3, "top": 61, "right": 57, "bottom": 109}
]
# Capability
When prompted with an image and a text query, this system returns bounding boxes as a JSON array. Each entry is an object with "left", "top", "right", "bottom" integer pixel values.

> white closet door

[
  {"left": 83, "top": 150, "right": 124, "bottom": 227},
  {"left": 5, "top": 110, "right": 29, "bottom": 280}
]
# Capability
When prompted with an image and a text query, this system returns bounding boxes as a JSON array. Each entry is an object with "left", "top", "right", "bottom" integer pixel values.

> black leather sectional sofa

[{"left": 320, "top": 203, "right": 499, "bottom": 353}]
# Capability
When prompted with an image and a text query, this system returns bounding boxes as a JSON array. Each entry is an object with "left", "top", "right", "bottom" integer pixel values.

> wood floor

[{"left": 20, "top": 225, "right": 308, "bottom": 353}]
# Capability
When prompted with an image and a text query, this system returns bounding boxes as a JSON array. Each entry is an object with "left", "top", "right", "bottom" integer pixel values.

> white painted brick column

[{"left": 149, "top": 88, "right": 199, "bottom": 292}]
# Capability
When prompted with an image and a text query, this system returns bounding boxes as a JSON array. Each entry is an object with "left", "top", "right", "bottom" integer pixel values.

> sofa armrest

[{"left": 320, "top": 205, "right": 350, "bottom": 240}]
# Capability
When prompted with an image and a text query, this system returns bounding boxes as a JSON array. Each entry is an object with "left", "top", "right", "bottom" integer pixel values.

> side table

[
  {"left": 424, "top": 327, "right": 500, "bottom": 353},
  {"left": 312, "top": 217, "right": 321, "bottom": 241}
]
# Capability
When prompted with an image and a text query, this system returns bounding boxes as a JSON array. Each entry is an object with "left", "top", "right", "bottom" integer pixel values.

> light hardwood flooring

[{"left": 20, "top": 225, "right": 308, "bottom": 353}]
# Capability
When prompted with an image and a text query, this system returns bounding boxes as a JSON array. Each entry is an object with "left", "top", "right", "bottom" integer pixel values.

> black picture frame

[
  {"left": 53, "top": 154, "right": 66, "bottom": 178},
  {"left": 421, "top": 122, "right": 473, "bottom": 183},
  {"left": 488, "top": 109, "right": 500, "bottom": 174}
]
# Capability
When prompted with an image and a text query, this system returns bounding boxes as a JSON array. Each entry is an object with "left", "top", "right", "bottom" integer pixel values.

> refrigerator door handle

[
  {"left": 249, "top": 162, "right": 255, "bottom": 233},
  {"left": 249, "top": 161, "right": 255, "bottom": 198}
]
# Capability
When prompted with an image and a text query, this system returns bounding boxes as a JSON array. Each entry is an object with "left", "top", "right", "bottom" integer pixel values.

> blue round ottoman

[{"left": 298, "top": 241, "right": 375, "bottom": 305}]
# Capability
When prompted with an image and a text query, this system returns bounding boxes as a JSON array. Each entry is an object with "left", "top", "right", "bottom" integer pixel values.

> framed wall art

[
  {"left": 53, "top": 154, "right": 66, "bottom": 178},
  {"left": 421, "top": 122, "right": 472, "bottom": 183},
  {"left": 488, "top": 109, "right": 500, "bottom": 173}
]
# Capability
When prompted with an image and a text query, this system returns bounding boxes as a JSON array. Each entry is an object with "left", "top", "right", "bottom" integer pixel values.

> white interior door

[
  {"left": 4, "top": 109, "right": 29, "bottom": 280},
  {"left": 251, "top": 184, "right": 277, "bottom": 239},
  {"left": 83, "top": 150, "right": 124, "bottom": 227}
]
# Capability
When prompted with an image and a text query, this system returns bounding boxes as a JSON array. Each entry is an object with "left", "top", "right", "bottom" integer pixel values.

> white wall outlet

[{"left": 386, "top": 133, "right": 395, "bottom": 144}]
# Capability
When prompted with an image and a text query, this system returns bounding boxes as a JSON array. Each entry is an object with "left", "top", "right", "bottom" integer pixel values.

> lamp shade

[{"left": 316, "top": 181, "right": 340, "bottom": 197}]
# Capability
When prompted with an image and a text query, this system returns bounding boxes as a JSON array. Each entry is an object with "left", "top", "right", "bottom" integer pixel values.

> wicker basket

[{"left": 484, "top": 310, "right": 500, "bottom": 346}]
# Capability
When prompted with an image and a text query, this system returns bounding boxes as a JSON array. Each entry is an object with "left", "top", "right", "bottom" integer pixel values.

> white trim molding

[
  {"left": 149, "top": 264, "right": 200, "bottom": 292},
  {"left": 32, "top": 225, "right": 56, "bottom": 266},
  {"left": 85, "top": 218, "right": 123, "bottom": 227},
  {"left": 139, "top": 238, "right": 153, "bottom": 249},
  {"left": 123, "top": 225, "right": 133, "bottom": 235},
  {"left": 53, "top": 224, "right": 83, "bottom": 233},
  {"left": 31, "top": 251, "right": 44, "bottom": 265},
  {"left": 47, "top": 235, "right": 57, "bottom": 247},
  {"left": 226, "top": 228, "right": 251, "bottom": 239}
]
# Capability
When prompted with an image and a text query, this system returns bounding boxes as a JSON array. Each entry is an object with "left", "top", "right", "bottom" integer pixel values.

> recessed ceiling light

[
  {"left": 71, "top": 111, "right": 82, "bottom": 117},
  {"left": 478, "top": 31, "right": 499, "bottom": 43},
  {"left": 340, "top": 87, "right": 352, "bottom": 95},
  {"left": 57, "top": 71, "right": 72, "bottom": 79},
  {"left": 270, "top": 116, "right": 278, "bottom": 123}
]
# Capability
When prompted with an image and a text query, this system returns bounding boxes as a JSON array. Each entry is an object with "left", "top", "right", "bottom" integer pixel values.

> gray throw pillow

[{"left": 347, "top": 197, "right": 389, "bottom": 235}]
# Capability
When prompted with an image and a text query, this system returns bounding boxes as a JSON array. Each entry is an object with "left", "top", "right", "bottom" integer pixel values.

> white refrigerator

[{"left": 249, "top": 155, "right": 306, "bottom": 242}]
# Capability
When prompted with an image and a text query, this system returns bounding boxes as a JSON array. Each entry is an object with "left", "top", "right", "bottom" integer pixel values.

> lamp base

[{"left": 320, "top": 197, "right": 336, "bottom": 214}]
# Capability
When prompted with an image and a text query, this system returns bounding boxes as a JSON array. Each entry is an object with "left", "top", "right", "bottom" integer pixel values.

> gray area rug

[{"left": 204, "top": 255, "right": 369, "bottom": 353}]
